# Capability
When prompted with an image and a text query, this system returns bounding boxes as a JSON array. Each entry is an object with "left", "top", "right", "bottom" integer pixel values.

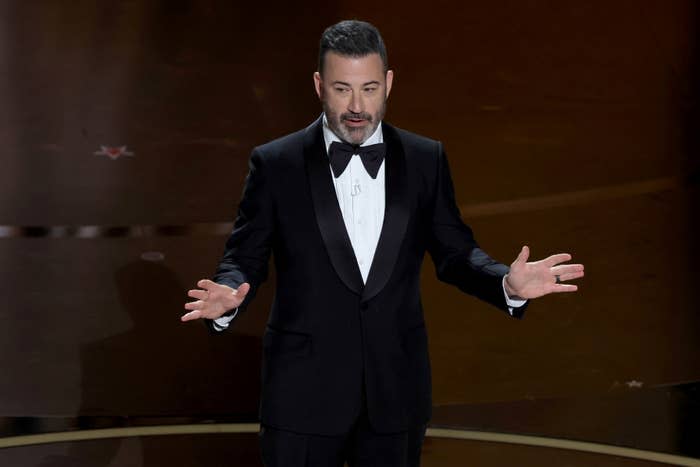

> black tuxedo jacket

[{"left": 210, "top": 116, "right": 526, "bottom": 435}]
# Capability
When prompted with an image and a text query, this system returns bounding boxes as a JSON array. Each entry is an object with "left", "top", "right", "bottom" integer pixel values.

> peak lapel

[
  {"left": 362, "top": 123, "right": 409, "bottom": 302},
  {"left": 304, "top": 117, "right": 364, "bottom": 296}
]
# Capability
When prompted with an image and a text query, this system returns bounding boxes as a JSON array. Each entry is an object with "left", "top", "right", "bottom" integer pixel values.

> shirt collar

[{"left": 322, "top": 113, "right": 384, "bottom": 155}]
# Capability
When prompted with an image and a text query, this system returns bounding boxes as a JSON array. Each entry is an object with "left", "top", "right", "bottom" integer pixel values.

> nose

[{"left": 348, "top": 91, "right": 363, "bottom": 114}]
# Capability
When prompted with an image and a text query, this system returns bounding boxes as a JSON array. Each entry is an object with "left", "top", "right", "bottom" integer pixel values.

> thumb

[
  {"left": 514, "top": 245, "right": 529, "bottom": 265},
  {"left": 235, "top": 282, "right": 251, "bottom": 298}
]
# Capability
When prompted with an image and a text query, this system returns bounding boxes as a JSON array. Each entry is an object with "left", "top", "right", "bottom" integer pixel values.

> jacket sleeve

[
  {"left": 426, "top": 142, "right": 526, "bottom": 318},
  {"left": 206, "top": 148, "right": 276, "bottom": 331}
]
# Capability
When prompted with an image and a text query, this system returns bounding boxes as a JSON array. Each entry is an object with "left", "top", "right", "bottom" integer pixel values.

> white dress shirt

[
  {"left": 213, "top": 116, "right": 524, "bottom": 329},
  {"left": 323, "top": 115, "right": 385, "bottom": 283}
]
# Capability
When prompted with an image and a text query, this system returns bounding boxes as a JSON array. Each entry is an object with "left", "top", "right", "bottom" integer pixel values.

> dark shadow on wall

[{"left": 36, "top": 258, "right": 261, "bottom": 467}]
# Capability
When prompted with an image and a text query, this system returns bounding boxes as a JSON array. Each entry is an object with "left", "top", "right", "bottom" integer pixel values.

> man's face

[{"left": 314, "top": 52, "right": 393, "bottom": 145}]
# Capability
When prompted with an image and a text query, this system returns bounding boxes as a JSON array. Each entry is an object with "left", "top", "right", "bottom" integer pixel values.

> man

[{"left": 182, "top": 20, "right": 583, "bottom": 467}]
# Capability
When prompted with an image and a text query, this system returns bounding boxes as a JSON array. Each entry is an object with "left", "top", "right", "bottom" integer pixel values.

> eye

[
  {"left": 334, "top": 87, "right": 350, "bottom": 93},
  {"left": 364, "top": 87, "right": 378, "bottom": 93}
]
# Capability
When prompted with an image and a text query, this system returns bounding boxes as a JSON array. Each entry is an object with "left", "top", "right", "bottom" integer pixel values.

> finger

[
  {"left": 551, "top": 284, "right": 578, "bottom": 293},
  {"left": 512, "top": 245, "right": 529, "bottom": 265},
  {"left": 197, "top": 279, "right": 216, "bottom": 290},
  {"left": 551, "top": 264, "right": 584, "bottom": 276},
  {"left": 187, "top": 289, "right": 208, "bottom": 300},
  {"left": 184, "top": 300, "right": 205, "bottom": 310},
  {"left": 544, "top": 253, "right": 573, "bottom": 267},
  {"left": 235, "top": 282, "right": 251, "bottom": 297},
  {"left": 556, "top": 271, "right": 585, "bottom": 282},
  {"left": 181, "top": 310, "right": 203, "bottom": 322}
]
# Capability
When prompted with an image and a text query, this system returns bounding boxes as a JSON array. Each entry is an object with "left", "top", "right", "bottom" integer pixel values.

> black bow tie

[{"left": 328, "top": 141, "right": 386, "bottom": 179}]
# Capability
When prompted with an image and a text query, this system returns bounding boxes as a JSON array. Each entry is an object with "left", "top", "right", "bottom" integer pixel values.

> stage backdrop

[{"left": 0, "top": 0, "right": 697, "bottom": 450}]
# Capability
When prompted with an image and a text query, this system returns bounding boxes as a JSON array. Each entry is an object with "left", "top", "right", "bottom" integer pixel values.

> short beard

[{"left": 322, "top": 98, "right": 386, "bottom": 145}]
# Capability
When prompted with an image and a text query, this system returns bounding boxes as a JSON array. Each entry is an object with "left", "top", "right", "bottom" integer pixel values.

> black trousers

[{"left": 259, "top": 400, "right": 427, "bottom": 467}]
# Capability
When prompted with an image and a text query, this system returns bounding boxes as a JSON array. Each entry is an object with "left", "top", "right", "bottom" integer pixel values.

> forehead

[{"left": 322, "top": 52, "right": 385, "bottom": 83}]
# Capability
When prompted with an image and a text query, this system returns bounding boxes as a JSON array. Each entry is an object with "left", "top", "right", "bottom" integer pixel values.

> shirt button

[{"left": 359, "top": 259, "right": 364, "bottom": 265}]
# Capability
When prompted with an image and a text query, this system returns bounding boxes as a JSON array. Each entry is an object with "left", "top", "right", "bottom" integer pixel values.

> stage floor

[{"left": 1, "top": 381, "right": 698, "bottom": 466}]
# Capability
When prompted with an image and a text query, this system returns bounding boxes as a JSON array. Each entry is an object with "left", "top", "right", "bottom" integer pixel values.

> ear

[
  {"left": 385, "top": 69, "right": 394, "bottom": 99},
  {"left": 313, "top": 71, "right": 322, "bottom": 99}
]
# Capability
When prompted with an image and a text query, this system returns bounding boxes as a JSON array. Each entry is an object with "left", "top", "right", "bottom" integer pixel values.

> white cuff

[
  {"left": 212, "top": 308, "right": 239, "bottom": 331},
  {"left": 502, "top": 276, "right": 527, "bottom": 316}
]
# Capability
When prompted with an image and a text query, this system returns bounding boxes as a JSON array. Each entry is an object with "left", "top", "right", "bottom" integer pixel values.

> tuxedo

[{"left": 210, "top": 116, "right": 526, "bottom": 437}]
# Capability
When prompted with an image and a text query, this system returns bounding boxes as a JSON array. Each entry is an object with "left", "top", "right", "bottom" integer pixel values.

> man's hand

[
  {"left": 181, "top": 279, "right": 250, "bottom": 322},
  {"left": 504, "top": 246, "right": 584, "bottom": 300}
]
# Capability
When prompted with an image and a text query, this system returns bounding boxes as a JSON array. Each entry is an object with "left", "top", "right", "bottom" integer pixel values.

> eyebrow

[{"left": 331, "top": 80, "right": 381, "bottom": 87}]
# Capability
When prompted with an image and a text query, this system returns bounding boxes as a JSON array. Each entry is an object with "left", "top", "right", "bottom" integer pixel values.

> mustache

[{"left": 341, "top": 112, "right": 372, "bottom": 122}]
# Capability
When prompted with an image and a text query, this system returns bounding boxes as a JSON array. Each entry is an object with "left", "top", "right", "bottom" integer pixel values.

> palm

[
  {"left": 505, "top": 246, "right": 584, "bottom": 300},
  {"left": 181, "top": 279, "right": 250, "bottom": 322}
]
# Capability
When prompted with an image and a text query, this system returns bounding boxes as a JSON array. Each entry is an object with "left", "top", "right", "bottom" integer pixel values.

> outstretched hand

[
  {"left": 504, "top": 246, "right": 584, "bottom": 300},
  {"left": 181, "top": 279, "right": 250, "bottom": 322}
]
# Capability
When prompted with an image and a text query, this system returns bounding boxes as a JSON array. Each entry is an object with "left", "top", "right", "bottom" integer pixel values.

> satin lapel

[
  {"left": 304, "top": 117, "right": 364, "bottom": 296},
  {"left": 362, "top": 123, "right": 409, "bottom": 302}
]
